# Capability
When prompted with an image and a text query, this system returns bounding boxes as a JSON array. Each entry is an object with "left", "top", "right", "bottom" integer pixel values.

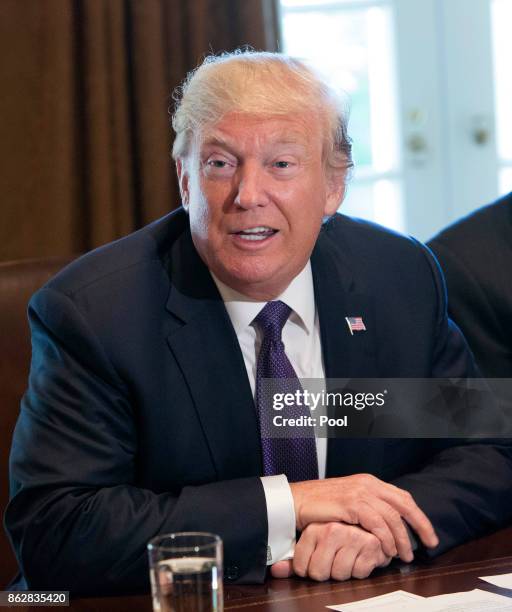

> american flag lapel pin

[{"left": 345, "top": 316, "right": 366, "bottom": 336}]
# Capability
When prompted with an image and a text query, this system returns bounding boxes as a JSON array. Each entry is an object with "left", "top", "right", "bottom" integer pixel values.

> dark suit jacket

[
  {"left": 6, "top": 209, "right": 512, "bottom": 595},
  {"left": 428, "top": 192, "right": 512, "bottom": 377}
]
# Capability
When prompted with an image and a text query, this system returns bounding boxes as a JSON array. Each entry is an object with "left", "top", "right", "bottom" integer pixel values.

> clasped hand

[{"left": 271, "top": 474, "right": 438, "bottom": 581}]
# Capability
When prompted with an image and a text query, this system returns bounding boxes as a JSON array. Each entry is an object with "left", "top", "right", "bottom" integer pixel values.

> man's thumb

[{"left": 271, "top": 560, "right": 294, "bottom": 578}]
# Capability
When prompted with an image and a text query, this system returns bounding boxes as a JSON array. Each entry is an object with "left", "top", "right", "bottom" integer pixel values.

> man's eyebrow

[
  {"left": 200, "top": 136, "right": 240, "bottom": 157},
  {"left": 201, "top": 135, "right": 307, "bottom": 152},
  {"left": 202, "top": 136, "right": 230, "bottom": 148}
]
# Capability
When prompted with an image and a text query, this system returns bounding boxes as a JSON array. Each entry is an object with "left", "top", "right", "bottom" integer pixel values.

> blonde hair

[{"left": 171, "top": 50, "right": 352, "bottom": 175}]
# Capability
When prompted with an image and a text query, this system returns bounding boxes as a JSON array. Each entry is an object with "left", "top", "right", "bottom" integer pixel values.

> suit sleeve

[
  {"left": 5, "top": 287, "right": 268, "bottom": 595},
  {"left": 391, "top": 244, "right": 512, "bottom": 556}
]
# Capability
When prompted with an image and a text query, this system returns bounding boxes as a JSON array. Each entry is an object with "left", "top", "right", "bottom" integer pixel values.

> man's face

[{"left": 177, "top": 112, "right": 344, "bottom": 299}]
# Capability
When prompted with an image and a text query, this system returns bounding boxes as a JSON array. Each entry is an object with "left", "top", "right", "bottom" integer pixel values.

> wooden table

[{"left": 21, "top": 527, "right": 512, "bottom": 610}]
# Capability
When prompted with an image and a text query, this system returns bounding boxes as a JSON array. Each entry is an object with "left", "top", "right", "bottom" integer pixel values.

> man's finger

[
  {"left": 401, "top": 507, "right": 438, "bottom": 549},
  {"left": 330, "top": 540, "right": 360, "bottom": 581},
  {"left": 377, "top": 554, "right": 393, "bottom": 569},
  {"left": 351, "top": 548, "right": 380, "bottom": 579},
  {"left": 293, "top": 523, "right": 318, "bottom": 577},
  {"left": 362, "top": 498, "right": 413, "bottom": 562},
  {"left": 307, "top": 532, "right": 340, "bottom": 582},
  {"left": 353, "top": 501, "right": 398, "bottom": 558},
  {"left": 380, "top": 487, "right": 439, "bottom": 548},
  {"left": 270, "top": 560, "right": 294, "bottom": 578}
]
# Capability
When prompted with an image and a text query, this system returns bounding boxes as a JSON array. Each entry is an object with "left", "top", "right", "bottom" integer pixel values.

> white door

[{"left": 279, "top": 0, "right": 512, "bottom": 241}]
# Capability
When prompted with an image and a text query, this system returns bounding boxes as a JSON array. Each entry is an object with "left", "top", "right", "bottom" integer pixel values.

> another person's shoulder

[
  {"left": 429, "top": 192, "right": 512, "bottom": 255},
  {"left": 41, "top": 208, "right": 188, "bottom": 299}
]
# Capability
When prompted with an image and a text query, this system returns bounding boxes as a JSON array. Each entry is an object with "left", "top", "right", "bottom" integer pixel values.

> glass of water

[{"left": 148, "top": 532, "right": 223, "bottom": 612}]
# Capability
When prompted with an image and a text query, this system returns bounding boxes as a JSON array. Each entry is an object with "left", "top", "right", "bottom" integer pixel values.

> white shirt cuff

[{"left": 260, "top": 474, "right": 296, "bottom": 565}]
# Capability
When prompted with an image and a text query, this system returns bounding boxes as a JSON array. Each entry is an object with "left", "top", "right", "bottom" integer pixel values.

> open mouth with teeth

[{"left": 232, "top": 226, "right": 278, "bottom": 241}]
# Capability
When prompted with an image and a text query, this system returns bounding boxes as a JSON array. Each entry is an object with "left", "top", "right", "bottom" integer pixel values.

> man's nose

[{"left": 233, "top": 164, "right": 269, "bottom": 209}]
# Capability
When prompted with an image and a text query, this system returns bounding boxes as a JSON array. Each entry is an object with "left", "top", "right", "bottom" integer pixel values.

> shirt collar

[{"left": 212, "top": 262, "right": 315, "bottom": 336}]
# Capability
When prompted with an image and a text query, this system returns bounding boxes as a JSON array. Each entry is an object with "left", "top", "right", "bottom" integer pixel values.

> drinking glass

[{"left": 148, "top": 532, "right": 223, "bottom": 612}]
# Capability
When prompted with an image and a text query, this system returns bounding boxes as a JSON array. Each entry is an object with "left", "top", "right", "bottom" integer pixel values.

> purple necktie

[{"left": 254, "top": 301, "right": 319, "bottom": 482}]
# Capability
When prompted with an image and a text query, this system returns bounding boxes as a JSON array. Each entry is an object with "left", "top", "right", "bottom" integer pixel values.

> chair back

[{"left": 0, "top": 256, "right": 73, "bottom": 588}]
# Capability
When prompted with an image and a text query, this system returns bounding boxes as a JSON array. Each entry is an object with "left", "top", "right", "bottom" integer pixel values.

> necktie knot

[{"left": 254, "top": 300, "right": 292, "bottom": 341}]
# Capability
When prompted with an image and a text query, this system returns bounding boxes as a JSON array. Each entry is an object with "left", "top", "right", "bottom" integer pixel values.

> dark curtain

[{"left": 0, "top": 0, "right": 280, "bottom": 261}]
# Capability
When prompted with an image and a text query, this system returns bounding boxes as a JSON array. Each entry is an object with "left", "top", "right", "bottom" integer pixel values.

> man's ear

[
  {"left": 176, "top": 158, "right": 190, "bottom": 210},
  {"left": 324, "top": 169, "right": 347, "bottom": 217}
]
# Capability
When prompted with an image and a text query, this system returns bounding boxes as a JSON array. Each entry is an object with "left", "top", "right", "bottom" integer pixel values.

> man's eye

[
  {"left": 274, "top": 161, "right": 291, "bottom": 169},
  {"left": 207, "top": 160, "right": 228, "bottom": 168}
]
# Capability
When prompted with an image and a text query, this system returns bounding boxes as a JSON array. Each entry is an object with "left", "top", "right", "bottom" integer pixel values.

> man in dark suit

[
  {"left": 428, "top": 192, "right": 512, "bottom": 378},
  {"left": 6, "top": 52, "right": 512, "bottom": 595}
]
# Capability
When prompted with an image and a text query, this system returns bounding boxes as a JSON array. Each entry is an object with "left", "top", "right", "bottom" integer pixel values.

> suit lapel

[
  {"left": 311, "top": 226, "right": 378, "bottom": 380},
  {"left": 311, "top": 224, "right": 380, "bottom": 477},
  {"left": 163, "top": 230, "right": 262, "bottom": 480}
]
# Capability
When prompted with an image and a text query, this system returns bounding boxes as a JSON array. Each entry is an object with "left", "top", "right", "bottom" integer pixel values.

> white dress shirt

[{"left": 212, "top": 262, "right": 326, "bottom": 564}]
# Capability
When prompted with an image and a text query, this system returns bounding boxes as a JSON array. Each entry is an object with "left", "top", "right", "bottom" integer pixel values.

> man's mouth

[{"left": 232, "top": 226, "right": 278, "bottom": 241}]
